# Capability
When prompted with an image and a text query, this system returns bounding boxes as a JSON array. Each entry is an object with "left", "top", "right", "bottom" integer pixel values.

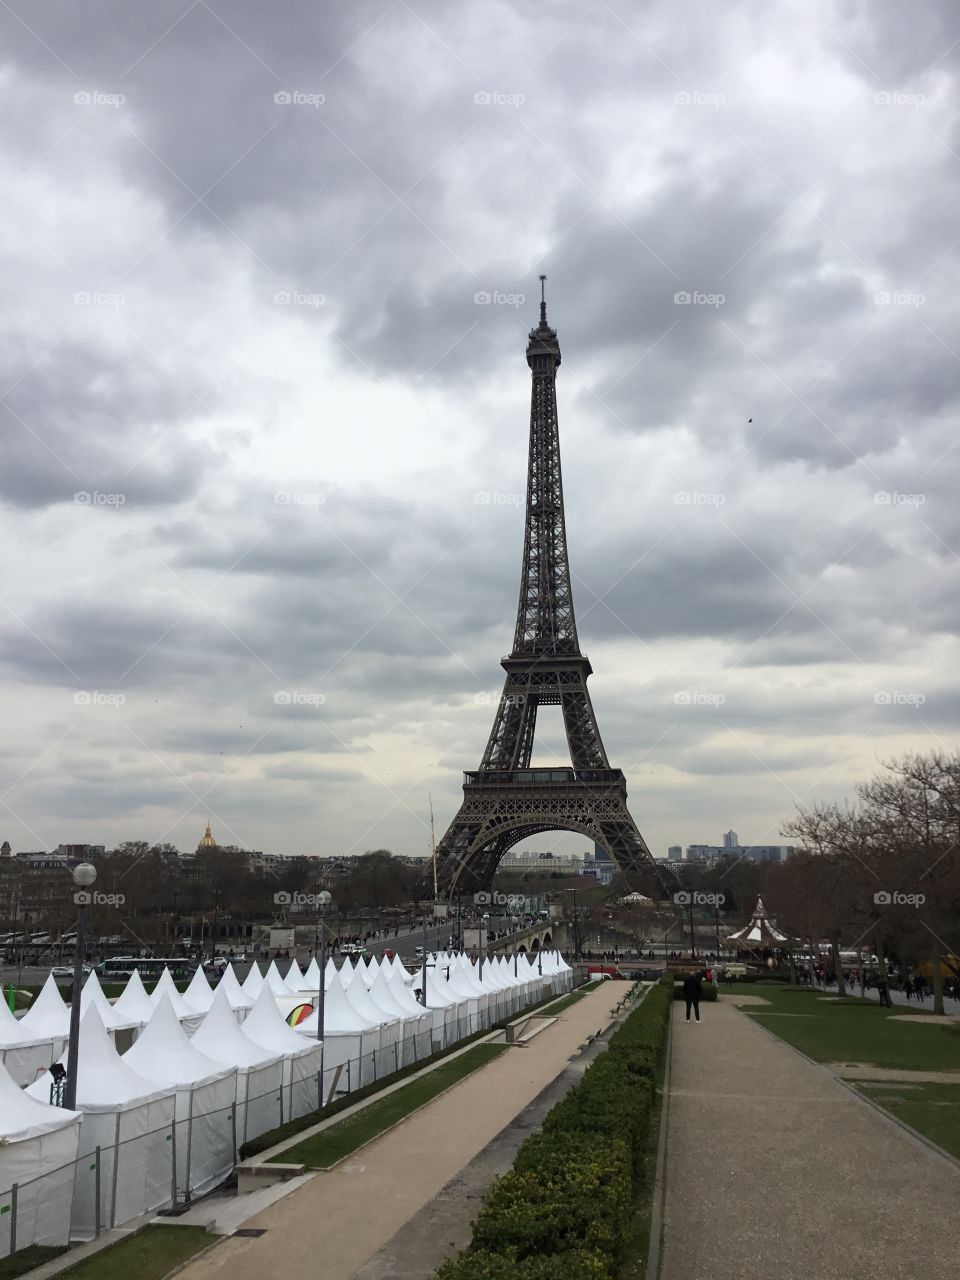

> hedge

[
  {"left": 672, "top": 981, "right": 718, "bottom": 1002},
  {"left": 436, "top": 978, "right": 672, "bottom": 1280}
]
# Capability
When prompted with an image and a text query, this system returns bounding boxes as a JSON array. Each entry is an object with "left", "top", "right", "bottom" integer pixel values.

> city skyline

[{"left": 2, "top": 4, "right": 960, "bottom": 868}]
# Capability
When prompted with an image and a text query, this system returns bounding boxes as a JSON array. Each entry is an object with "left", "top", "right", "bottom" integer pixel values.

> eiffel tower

[{"left": 434, "top": 279, "right": 663, "bottom": 897}]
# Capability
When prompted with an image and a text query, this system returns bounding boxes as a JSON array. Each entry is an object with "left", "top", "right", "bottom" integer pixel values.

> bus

[{"left": 97, "top": 956, "right": 197, "bottom": 983}]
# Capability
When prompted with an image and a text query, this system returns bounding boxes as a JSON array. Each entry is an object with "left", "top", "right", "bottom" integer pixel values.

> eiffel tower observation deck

[{"left": 433, "top": 279, "right": 664, "bottom": 897}]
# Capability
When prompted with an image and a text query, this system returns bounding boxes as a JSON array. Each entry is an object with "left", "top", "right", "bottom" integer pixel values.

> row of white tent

[{"left": 0, "top": 950, "right": 572, "bottom": 1252}]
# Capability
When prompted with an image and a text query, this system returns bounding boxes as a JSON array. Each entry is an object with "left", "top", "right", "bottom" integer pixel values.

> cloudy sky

[{"left": 2, "top": 1, "right": 959, "bottom": 864}]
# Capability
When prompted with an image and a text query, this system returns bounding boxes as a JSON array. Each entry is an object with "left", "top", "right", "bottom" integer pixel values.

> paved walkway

[
  {"left": 176, "top": 985, "right": 621, "bottom": 1280},
  {"left": 660, "top": 996, "right": 960, "bottom": 1280}
]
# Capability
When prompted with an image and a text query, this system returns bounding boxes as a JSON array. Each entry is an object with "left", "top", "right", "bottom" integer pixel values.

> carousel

[{"left": 723, "top": 895, "right": 788, "bottom": 964}]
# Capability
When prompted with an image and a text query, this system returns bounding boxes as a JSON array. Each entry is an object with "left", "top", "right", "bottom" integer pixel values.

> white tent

[
  {"left": 19, "top": 973, "right": 70, "bottom": 1041},
  {"left": 191, "top": 988, "right": 284, "bottom": 1147},
  {"left": 296, "top": 969, "right": 381, "bottom": 1099},
  {"left": 216, "top": 964, "right": 254, "bottom": 1020},
  {"left": 27, "top": 1007, "right": 175, "bottom": 1239},
  {"left": 366, "top": 969, "right": 427, "bottom": 1067},
  {"left": 263, "top": 960, "right": 292, "bottom": 996},
  {"left": 301, "top": 957, "right": 322, "bottom": 991},
  {"left": 183, "top": 966, "right": 216, "bottom": 1014},
  {"left": 149, "top": 969, "right": 203, "bottom": 1033},
  {"left": 241, "top": 986, "right": 323, "bottom": 1122},
  {"left": 342, "top": 966, "right": 401, "bottom": 1079},
  {"left": 284, "top": 958, "right": 309, "bottom": 991},
  {"left": 0, "top": 1059, "right": 80, "bottom": 1250},
  {"left": 0, "top": 988, "right": 65, "bottom": 1086},
  {"left": 80, "top": 971, "right": 140, "bottom": 1048},
  {"left": 242, "top": 963, "right": 265, "bottom": 1001},
  {"left": 113, "top": 970, "right": 157, "bottom": 1032},
  {"left": 123, "top": 994, "right": 237, "bottom": 1200}
]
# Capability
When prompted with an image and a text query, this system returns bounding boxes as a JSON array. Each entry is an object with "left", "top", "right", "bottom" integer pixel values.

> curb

[{"left": 645, "top": 1001, "right": 672, "bottom": 1280}]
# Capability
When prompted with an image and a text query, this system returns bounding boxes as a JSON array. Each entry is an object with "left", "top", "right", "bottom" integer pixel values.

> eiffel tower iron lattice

[{"left": 434, "top": 279, "right": 665, "bottom": 897}]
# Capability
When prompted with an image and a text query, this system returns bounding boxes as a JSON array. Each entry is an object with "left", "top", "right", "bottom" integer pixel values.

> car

[
  {"left": 50, "top": 964, "right": 92, "bottom": 979},
  {"left": 415, "top": 946, "right": 425, "bottom": 957}
]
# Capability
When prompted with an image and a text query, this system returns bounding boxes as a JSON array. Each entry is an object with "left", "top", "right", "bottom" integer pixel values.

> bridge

[{"left": 485, "top": 920, "right": 568, "bottom": 955}]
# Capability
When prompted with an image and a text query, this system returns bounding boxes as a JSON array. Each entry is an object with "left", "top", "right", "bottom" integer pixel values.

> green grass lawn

[
  {"left": 741, "top": 985, "right": 960, "bottom": 1072},
  {"left": 0, "top": 1245, "right": 68, "bottom": 1279},
  {"left": 272, "top": 1043, "right": 507, "bottom": 1168},
  {"left": 58, "top": 1226, "right": 213, "bottom": 1280},
  {"left": 855, "top": 1082, "right": 960, "bottom": 1162}
]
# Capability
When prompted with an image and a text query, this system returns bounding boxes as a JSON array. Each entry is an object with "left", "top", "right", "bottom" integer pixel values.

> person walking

[{"left": 682, "top": 970, "right": 703, "bottom": 1023}]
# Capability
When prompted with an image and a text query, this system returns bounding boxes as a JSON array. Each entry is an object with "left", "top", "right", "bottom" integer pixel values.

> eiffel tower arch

[{"left": 434, "top": 279, "right": 667, "bottom": 898}]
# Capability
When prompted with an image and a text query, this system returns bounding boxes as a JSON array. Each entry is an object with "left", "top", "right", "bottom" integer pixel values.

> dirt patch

[
  {"left": 721, "top": 993, "right": 770, "bottom": 1007},
  {"left": 829, "top": 1063, "right": 960, "bottom": 1084},
  {"left": 888, "top": 1014, "right": 959, "bottom": 1026}
]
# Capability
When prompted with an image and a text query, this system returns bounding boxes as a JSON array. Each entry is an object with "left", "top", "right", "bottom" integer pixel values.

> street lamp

[
  {"left": 65, "top": 862, "right": 97, "bottom": 1110},
  {"left": 315, "top": 891, "right": 332, "bottom": 1104}
]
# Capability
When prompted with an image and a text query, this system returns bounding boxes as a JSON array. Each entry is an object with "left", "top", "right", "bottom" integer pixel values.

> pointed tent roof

[
  {"left": 343, "top": 966, "right": 399, "bottom": 1028},
  {"left": 0, "top": 989, "right": 39, "bottom": 1047},
  {"left": 192, "top": 987, "right": 283, "bottom": 1070},
  {"left": 20, "top": 973, "right": 70, "bottom": 1038},
  {"left": 285, "top": 958, "right": 308, "bottom": 991},
  {"left": 218, "top": 963, "right": 254, "bottom": 1010},
  {"left": 242, "top": 984, "right": 321, "bottom": 1058},
  {"left": 367, "top": 968, "right": 419, "bottom": 1023},
  {"left": 296, "top": 964, "right": 378, "bottom": 1035},
  {"left": 27, "top": 1005, "right": 172, "bottom": 1111},
  {"left": 149, "top": 967, "right": 202, "bottom": 1021},
  {"left": 263, "top": 960, "right": 292, "bottom": 996},
  {"left": 243, "top": 963, "right": 265, "bottom": 1000},
  {"left": 0, "top": 1056, "right": 80, "bottom": 1140},
  {"left": 724, "top": 896, "right": 789, "bottom": 948},
  {"left": 301, "top": 958, "right": 322, "bottom": 990},
  {"left": 80, "top": 970, "right": 140, "bottom": 1032},
  {"left": 123, "top": 993, "right": 234, "bottom": 1089},
  {"left": 113, "top": 970, "right": 156, "bottom": 1024},
  {"left": 183, "top": 965, "right": 215, "bottom": 1013}
]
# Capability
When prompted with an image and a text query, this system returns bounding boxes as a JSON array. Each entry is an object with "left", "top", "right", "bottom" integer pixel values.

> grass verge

[
  {"left": 742, "top": 984, "right": 960, "bottom": 1072},
  {"left": 270, "top": 1043, "right": 507, "bottom": 1168},
  {"left": 0, "top": 1245, "right": 68, "bottom": 1279},
  {"left": 855, "top": 1082, "right": 960, "bottom": 1162},
  {"left": 58, "top": 1226, "right": 212, "bottom": 1280}
]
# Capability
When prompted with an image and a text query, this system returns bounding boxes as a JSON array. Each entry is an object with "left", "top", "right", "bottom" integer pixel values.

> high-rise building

[{"left": 723, "top": 830, "right": 739, "bottom": 849}]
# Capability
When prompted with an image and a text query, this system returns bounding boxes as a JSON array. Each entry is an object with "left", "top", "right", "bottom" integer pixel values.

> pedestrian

[
  {"left": 877, "top": 974, "right": 892, "bottom": 1008},
  {"left": 682, "top": 970, "right": 703, "bottom": 1023}
]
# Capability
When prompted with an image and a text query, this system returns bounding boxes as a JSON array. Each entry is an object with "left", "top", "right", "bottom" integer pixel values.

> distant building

[
  {"left": 723, "top": 830, "right": 739, "bottom": 850},
  {"left": 684, "top": 837, "right": 794, "bottom": 865},
  {"left": 667, "top": 845, "right": 682, "bottom": 860}
]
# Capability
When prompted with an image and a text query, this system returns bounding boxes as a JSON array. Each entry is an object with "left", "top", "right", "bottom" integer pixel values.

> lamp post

[
  {"left": 564, "top": 887, "right": 581, "bottom": 962},
  {"left": 65, "top": 862, "right": 97, "bottom": 1111},
  {"left": 315, "top": 891, "right": 331, "bottom": 1103}
]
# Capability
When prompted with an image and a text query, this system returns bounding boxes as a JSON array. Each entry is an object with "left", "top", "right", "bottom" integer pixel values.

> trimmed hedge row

[
  {"left": 672, "top": 981, "right": 718, "bottom": 1002},
  {"left": 436, "top": 978, "right": 673, "bottom": 1280}
]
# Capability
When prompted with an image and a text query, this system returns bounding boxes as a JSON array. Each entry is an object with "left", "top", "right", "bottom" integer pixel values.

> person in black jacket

[{"left": 682, "top": 971, "right": 703, "bottom": 1023}]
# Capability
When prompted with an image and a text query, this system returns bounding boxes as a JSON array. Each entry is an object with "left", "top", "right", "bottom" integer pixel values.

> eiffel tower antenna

[{"left": 434, "top": 286, "right": 666, "bottom": 897}]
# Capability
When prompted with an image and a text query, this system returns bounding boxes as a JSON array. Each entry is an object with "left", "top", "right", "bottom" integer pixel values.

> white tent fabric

[
  {"left": 20, "top": 973, "right": 70, "bottom": 1040},
  {"left": 263, "top": 960, "right": 292, "bottom": 997},
  {"left": 27, "top": 1007, "right": 176, "bottom": 1239},
  {"left": 183, "top": 966, "right": 216, "bottom": 1014},
  {"left": 80, "top": 971, "right": 140, "bottom": 1037},
  {"left": 242, "top": 963, "right": 265, "bottom": 1001},
  {"left": 241, "top": 986, "right": 323, "bottom": 1122},
  {"left": 301, "top": 957, "right": 322, "bottom": 990},
  {"left": 284, "top": 958, "right": 309, "bottom": 991},
  {"left": 191, "top": 988, "right": 284, "bottom": 1146},
  {"left": 342, "top": 967, "right": 400, "bottom": 1079},
  {"left": 0, "top": 1058, "right": 80, "bottom": 1250},
  {"left": 216, "top": 964, "right": 254, "bottom": 1019},
  {"left": 149, "top": 969, "right": 203, "bottom": 1032},
  {"left": 0, "top": 989, "right": 65, "bottom": 1087},
  {"left": 113, "top": 970, "right": 156, "bottom": 1030},
  {"left": 123, "top": 994, "right": 237, "bottom": 1199},
  {"left": 296, "top": 968, "right": 381, "bottom": 1099}
]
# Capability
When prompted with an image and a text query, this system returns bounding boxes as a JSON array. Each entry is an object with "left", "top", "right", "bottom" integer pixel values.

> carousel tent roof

[{"left": 724, "top": 895, "right": 789, "bottom": 947}]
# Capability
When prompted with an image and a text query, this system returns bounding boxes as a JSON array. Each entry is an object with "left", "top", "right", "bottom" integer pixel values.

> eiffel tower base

[{"left": 434, "top": 767, "right": 665, "bottom": 897}]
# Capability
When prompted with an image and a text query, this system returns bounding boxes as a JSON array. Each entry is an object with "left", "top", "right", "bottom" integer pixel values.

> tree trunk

[
  {"left": 932, "top": 948, "right": 945, "bottom": 1016},
  {"left": 831, "top": 936, "right": 846, "bottom": 996}
]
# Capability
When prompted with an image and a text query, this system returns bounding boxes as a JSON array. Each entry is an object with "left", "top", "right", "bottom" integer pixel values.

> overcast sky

[{"left": 2, "top": 1, "right": 959, "bottom": 864}]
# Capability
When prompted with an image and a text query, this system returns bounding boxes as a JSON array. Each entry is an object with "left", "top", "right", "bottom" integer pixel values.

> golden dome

[{"left": 197, "top": 821, "right": 219, "bottom": 851}]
